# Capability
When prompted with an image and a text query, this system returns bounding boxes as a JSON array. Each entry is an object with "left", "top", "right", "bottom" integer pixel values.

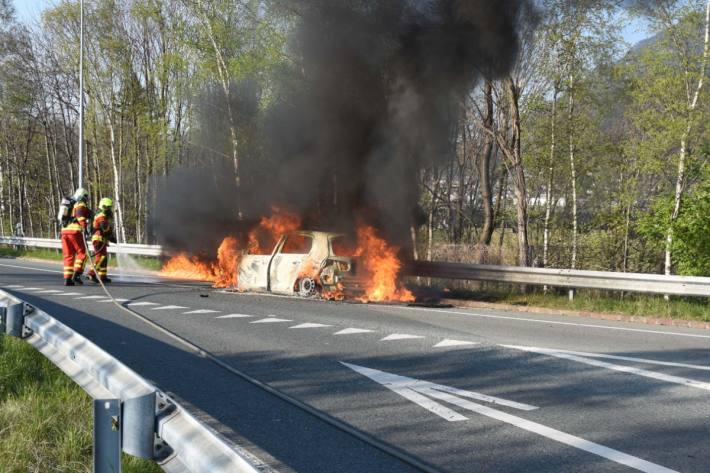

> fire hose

[{"left": 77, "top": 232, "right": 440, "bottom": 473}]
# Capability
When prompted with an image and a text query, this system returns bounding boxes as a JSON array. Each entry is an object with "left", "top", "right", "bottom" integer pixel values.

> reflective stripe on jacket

[{"left": 61, "top": 202, "right": 91, "bottom": 233}]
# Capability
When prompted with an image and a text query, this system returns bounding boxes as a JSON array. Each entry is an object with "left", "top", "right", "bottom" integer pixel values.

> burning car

[
  {"left": 161, "top": 211, "right": 414, "bottom": 302},
  {"left": 237, "top": 230, "right": 358, "bottom": 298}
]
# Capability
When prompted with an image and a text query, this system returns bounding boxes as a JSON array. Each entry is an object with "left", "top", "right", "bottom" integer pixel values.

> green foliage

[{"left": 0, "top": 336, "right": 161, "bottom": 472}]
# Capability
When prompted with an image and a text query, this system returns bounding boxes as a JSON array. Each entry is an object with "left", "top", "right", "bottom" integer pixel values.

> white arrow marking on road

[
  {"left": 182, "top": 309, "right": 219, "bottom": 314},
  {"left": 433, "top": 339, "right": 478, "bottom": 348},
  {"left": 216, "top": 314, "right": 253, "bottom": 319},
  {"left": 504, "top": 345, "right": 710, "bottom": 392},
  {"left": 151, "top": 305, "right": 189, "bottom": 311},
  {"left": 127, "top": 302, "right": 160, "bottom": 307},
  {"left": 334, "top": 328, "right": 374, "bottom": 335},
  {"left": 76, "top": 295, "right": 107, "bottom": 300},
  {"left": 251, "top": 317, "right": 292, "bottom": 324},
  {"left": 343, "top": 363, "right": 677, "bottom": 473},
  {"left": 290, "top": 323, "right": 333, "bottom": 329},
  {"left": 381, "top": 333, "right": 424, "bottom": 341}
]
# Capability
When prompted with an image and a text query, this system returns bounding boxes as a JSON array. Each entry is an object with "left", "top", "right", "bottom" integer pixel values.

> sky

[{"left": 13, "top": 0, "right": 652, "bottom": 47}]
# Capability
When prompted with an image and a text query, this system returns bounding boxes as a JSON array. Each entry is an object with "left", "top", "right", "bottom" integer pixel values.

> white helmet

[{"left": 72, "top": 187, "right": 89, "bottom": 202}]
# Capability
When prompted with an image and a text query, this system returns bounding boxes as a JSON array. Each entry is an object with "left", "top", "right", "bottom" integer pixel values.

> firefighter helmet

[
  {"left": 99, "top": 197, "right": 113, "bottom": 209},
  {"left": 72, "top": 187, "right": 89, "bottom": 202}
]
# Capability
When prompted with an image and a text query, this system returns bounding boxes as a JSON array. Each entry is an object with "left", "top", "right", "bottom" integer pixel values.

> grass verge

[
  {"left": 0, "top": 335, "right": 162, "bottom": 472},
  {"left": 0, "top": 245, "right": 162, "bottom": 271},
  {"left": 437, "top": 285, "right": 710, "bottom": 322}
]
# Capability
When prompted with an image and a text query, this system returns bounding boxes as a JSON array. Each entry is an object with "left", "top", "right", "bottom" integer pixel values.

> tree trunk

[
  {"left": 108, "top": 119, "right": 127, "bottom": 243},
  {"left": 543, "top": 85, "right": 558, "bottom": 271},
  {"left": 664, "top": 0, "right": 710, "bottom": 277},
  {"left": 505, "top": 77, "right": 529, "bottom": 267},
  {"left": 478, "top": 80, "right": 495, "bottom": 245},
  {"left": 568, "top": 72, "right": 578, "bottom": 271}
]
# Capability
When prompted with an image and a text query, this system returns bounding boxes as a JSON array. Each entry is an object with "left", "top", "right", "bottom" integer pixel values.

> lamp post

[{"left": 78, "top": 0, "right": 84, "bottom": 188}]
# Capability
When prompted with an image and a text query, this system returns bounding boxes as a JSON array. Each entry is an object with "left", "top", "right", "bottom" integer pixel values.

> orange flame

[
  {"left": 160, "top": 253, "right": 214, "bottom": 282},
  {"left": 354, "top": 224, "right": 414, "bottom": 303}
]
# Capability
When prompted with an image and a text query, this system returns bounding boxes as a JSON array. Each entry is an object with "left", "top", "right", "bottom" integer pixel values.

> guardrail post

[
  {"left": 122, "top": 392, "right": 156, "bottom": 459},
  {"left": 568, "top": 289, "right": 575, "bottom": 302},
  {"left": 0, "top": 306, "right": 6, "bottom": 334},
  {"left": 94, "top": 399, "right": 122, "bottom": 473},
  {"left": 5, "top": 303, "right": 25, "bottom": 337}
]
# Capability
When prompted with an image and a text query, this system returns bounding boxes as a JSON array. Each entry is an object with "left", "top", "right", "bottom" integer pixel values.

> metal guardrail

[
  {"left": 3, "top": 236, "right": 710, "bottom": 297},
  {"left": 0, "top": 236, "right": 162, "bottom": 257},
  {"left": 405, "top": 261, "right": 710, "bottom": 297},
  {"left": 0, "top": 289, "right": 259, "bottom": 473}
]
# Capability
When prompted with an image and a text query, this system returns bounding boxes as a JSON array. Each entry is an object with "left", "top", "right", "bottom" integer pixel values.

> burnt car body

[{"left": 237, "top": 231, "right": 357, "bottom": 297}]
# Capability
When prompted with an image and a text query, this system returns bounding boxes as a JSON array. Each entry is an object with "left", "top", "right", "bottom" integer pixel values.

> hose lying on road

[{"left": 79, "top": 233, "right": 440, "bottom": 473}]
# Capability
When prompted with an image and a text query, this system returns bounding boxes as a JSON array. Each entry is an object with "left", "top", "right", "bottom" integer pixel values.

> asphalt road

[{"left": 1, "top": 257, "right": 709, "bottom": 473}]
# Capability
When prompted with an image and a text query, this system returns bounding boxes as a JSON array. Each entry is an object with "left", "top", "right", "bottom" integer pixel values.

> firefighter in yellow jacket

[{"left": 88, "top": 198, "right": 116, "bottom": 283}]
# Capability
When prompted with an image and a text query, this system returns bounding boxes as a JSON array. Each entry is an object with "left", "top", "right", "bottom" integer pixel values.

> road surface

[{"left": 1, "top": 257, "right": 709, "bottom": 473}]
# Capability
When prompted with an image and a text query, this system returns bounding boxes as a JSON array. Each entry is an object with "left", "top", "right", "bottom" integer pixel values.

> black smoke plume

[{"left": 154, "top": 0, "right": 534, "bottom": 255}]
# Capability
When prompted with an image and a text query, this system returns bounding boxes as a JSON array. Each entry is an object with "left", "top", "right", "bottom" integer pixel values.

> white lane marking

[
  {"left": 344, "top": 362, "right": 676, "bottom": 473},
  {"left": 342, "top": 363, "right": 537, "bottom": 416},
  {"left": 422, "top": 388, "right": 677, "bottom": 473},
  {"left": 127, "top": 302, "right": 160, "bottom": 307},
  {"left": 504, "top": 345, "right": 710, "bottom": 392},
  {"left": 4, "top": 285, "right": 25, "bottom": 288},
  {"left": 433, "top": 339, "right": 479, "bottom": 348},
  {"left": 0, "top": 263, "right": 58, "bottom": 273},
  {"left": 75, "top": 295, "right": 108, "bottom": 300},
  {"left": 250, "top": 317, "right": 292, "bottom": 324},
  {"left": 20, "top": 287, "right": 42, "bottom": 291},
  {"left": 289, "top": 323, "right": 333, "bottom": 329},
  {"left": 521, "top": 348, "right": 710, "bottom": 371},
  {"left": 216, "top": 314, "right": 254, "bottom": 319},
  {"left": 56, "top": 292, "right": 83, "bottom": 296},
  {"left": 35, "top": 290, "right": 64, "bottom": 294},
  {"left": 380, "top": 333, "right": 424, "bottom": 341},
  {"left": 391, "top": 305, "right": 710, "bottom": 340},
  {"left": 182, "top": 309, "right": 219, "bottom": 314},
  {"left": 99, "top": 298, "right": 129, "bottom": 303},
  {"left": 334, "top": 328, "right": 374, "bottom": 335},
  {"left": 150, "top": 305, "right": 189, "bottom": 311}
]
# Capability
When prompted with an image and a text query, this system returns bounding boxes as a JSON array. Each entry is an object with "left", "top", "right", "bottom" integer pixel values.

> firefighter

[
  {"left": 60, "top": 188, "right": 92, "bottom": 286},
  {"left": 87, "top": 197, "right": 115, "bottom": 284}
]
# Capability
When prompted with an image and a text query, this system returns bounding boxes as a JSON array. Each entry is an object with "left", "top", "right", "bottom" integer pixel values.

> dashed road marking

[
  {"left": 216, "top": 314, "right": 254, "bottom": 319},
  {"left": 182, "top": 309, "right": 220, "bottom": 314},
  {"left": 127, "top": 302, "right": 160, "bottom": 307},
  {"left": 56, "top": 292, "right": 83, "bottom": 296},
  {"left": 76, "top": 295, "right": 108, "bottom": 300},
  {"left": 504, "top": 345, "right": 710, "bottom": 392},
  {"left": 251, "top": 317, "right": 292, "bottom": 324},
  {"left": 4, "top": 285, "right": 24, "bottom": 288},
  {"left": 99, "top": 298, "right": 129, "bottom": 303},
  {"left": 151, "top": 305, "right": 189, "bottom": 311},
  {"left": 381, "top": 333, "right": 424, "bottom": 341},
  {"left": 433, "top": 339, "right": 478, "bottom": 348},
  {"left": 20, "top": 287, "right": 42, "bottom": 291},
  {"left": 289, "top": 323, "right": 333, "bottom": 329},
  {"left": 334, "top": 328, "right": 374, "bottom": 335}
]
